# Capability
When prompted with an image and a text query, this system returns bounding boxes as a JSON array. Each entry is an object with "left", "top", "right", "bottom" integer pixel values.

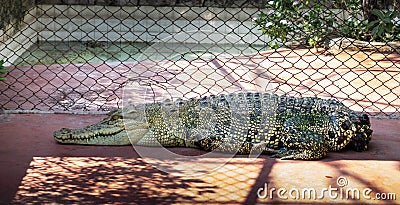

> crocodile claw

[
  {"left": 280, "top": 155, "right": 296, "bottom": 160},
  {"left": 270, "top": 154, "right": 279, "bottom": 158},
  {"left": 270, "top": 148, "right": 328, "bottom": 160},
  {"left": 270, "top": 152, "right": 302, "bottom": 160},
  {"left": 270, "top": 148, "right": 290, "bottom": 159}
]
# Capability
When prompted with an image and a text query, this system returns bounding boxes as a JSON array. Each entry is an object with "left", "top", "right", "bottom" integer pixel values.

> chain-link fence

[{"left": 0, "top": 0, "right": 399, "bottom": 118}]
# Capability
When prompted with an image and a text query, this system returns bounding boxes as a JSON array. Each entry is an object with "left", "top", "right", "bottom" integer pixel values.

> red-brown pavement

[{"left": 0, "top": 113, "right": 399, "bottom": 204}]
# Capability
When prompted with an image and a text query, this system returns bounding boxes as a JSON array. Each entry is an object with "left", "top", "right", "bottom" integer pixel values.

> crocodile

[{"left": 54, "top": 92, "right": 373, "bottom": 160}]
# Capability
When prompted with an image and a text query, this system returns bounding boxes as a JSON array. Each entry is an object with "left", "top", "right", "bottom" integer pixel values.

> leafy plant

[
  {"left": 367, "top": 9, "right": 400, "bottom": 42},
  {"left": 254, "top": 0, "right": 334, "bottom": 49},
  {"left": 302, "top": 3, "right": 334, "bottom": 47},
  {"left": 0, "top": 60, "right": 7, "bottom": 81},
  {"left": 341, "top": 18, "right": 369, "bottom": 41},
  {"left": 254, "top": 0, "right": 303, "bottom": 48},
  {"left": 338, "top": 0, "right": 370, "bottom": 41},
  {"left": 255, "top": 0, "right": 400, "bottom": 49}
]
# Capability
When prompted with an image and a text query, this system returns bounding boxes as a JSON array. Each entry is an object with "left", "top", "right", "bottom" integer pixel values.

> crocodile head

[
  {"left": 54, "top": 107, "right": 150, "bottom": 145},
  {"left": 337, "top": 113, "right": 373, "bottom": 152}
]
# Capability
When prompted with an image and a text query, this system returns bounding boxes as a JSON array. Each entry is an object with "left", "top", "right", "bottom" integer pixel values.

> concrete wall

[
  {"left": 1, "top": 4, "right": 268, "bottom": 65},
  {"left": 36, "top": 5, "right": 266, "bottom": 43},
  {"left": 36, "top": 0, "right": 264, "bottom": 7}
]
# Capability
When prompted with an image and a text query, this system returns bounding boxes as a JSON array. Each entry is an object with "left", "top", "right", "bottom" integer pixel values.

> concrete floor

[{"left": 0, "top": 113, "right": 399, "bottom": 204}]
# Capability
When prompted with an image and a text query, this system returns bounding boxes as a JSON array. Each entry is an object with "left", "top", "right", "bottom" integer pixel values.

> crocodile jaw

[
  {"left": 53, "top": 108, "right": 135, "bottom": 145},
  {"left": 54, "top": 107, "right": 152, "bottom": 145},
  {"left": 54, "top": 123, "right": 131, "bottom": 145}
]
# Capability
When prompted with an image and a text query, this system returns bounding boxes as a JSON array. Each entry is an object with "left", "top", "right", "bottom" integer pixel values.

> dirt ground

[{"left": 0, "top": 113, "right": 399, "bottom": 204}]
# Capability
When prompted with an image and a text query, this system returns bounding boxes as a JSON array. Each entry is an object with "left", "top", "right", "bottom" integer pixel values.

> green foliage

[
  {"left": 302, "top": 3, "right": 334, "bottom": 47},
  {"left": 341, "top": 18, "right": 369, "bottom": 41},
  {"left": 0, "top": 60, "right": 7, "bottom": 81},
  {"left": 254, "top": 0, "right": 334, "bottom": 49},
  {"left": 338, "top": 0, "right": 369, "bottom": 41},
  {"left": 367, "top": 9, "right": 400, "bottom": 42},
  {"left": 254, "top": 1, "right": 299, "bottom": 48},
  {"left": 255, "top": 0, "right": 400, "bottom": 49}
]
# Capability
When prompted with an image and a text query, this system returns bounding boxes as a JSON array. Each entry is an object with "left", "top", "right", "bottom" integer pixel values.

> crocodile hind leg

[
  {"left": 272, "top": 131, "right": 329, "bottom": 160},
  {"left": 188, "top": 132, "right": 279, "bottom": 155},
  {"left": 273, "top": 148, "right": 327, "bottom": 160},
  {"left": 272, "top": 115, "right": 331, "bottom": 160},
  {"left": 249, "top": 142, "right": 280, "bottom": 155},
  {"left": 272, "top": 146, "right": 328, "bottom": 160}
]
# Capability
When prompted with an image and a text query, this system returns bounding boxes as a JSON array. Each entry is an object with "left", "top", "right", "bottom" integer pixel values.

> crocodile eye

[
  {"left": 359, "top": 114, "right": 370, "bottom": 126},
  {"left": 112, "top": 115, "right": 121, "bottom": 120},
  {"left": 60, "top": 128, "right": 71, "bottom": 133},
  {"left": 328, "top": 131, "right": 335, "bottom": 138},
  {"left": 341, "top": 120, "right": 351, "bottom": 130}
]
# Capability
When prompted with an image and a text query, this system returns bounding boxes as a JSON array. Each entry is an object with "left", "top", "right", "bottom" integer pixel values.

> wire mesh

[
  {"left": 2, "top": 1, "right": 400, "bottom": 204},
  {"left": 0, "top": 1, "right": 399, "bottom": 118}
]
